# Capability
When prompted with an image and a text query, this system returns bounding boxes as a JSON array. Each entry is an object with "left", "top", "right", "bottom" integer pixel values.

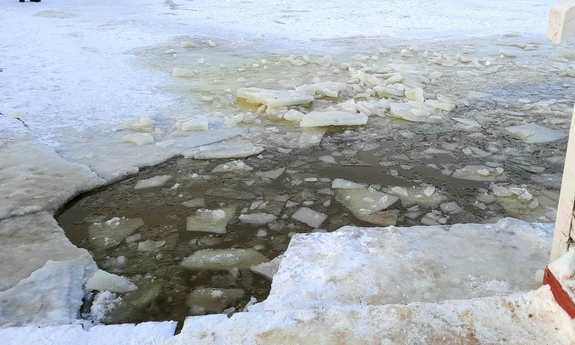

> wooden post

[{"left": 548, "top": 0, "right": 575, "bottom": 262}]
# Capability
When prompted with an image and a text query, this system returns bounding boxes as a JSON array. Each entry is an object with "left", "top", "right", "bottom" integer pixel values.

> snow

[
  {"left": 85, "top": 270, "right": 138, "bottom": 293},
  {"left": 181, "top": 248, "right": 269, "bottom": 270}
]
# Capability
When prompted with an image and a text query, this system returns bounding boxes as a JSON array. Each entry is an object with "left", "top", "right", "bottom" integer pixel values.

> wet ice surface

[{"left": 55, "top": 35, "right": 575, "bottom": 325}]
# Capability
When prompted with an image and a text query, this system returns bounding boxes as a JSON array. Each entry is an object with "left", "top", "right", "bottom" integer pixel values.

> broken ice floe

[
  {"left": 88, "top": 217, "right": 144, "bottom": 248},
  {"left": 505, "top": 123, "right": 567, "bottom": 143},
  {"left": 291, "top": 207, "right": 328, "bottom": 228},
  {"left": 187, "top": 288, "right": 245, "bottom": 314},
  {"left": 176, "top": 117, "right": 209, "bottom": 131},
  {"left": 452, "top": 165, "right": 506, "bottom": 182},
  {"left": 335, "top": 188, "right": 400, "bottom": 226},
  {"left": 299, "top": 111, "right": 368, "bottom": 128},
  {"left": 211, "top": 160, "right": 253, "bottom": 173},
  {"left": 236, "top": 88, "right": 314, "bottom": 108},
  {"left": 186, "top": 207, "right": 235, "bottom": 234},
  {"left": 389, "top": 102, "right": 442, "bottom": 123},
  {"left": 181, "top": 248, "right": 269, "bottom": 270},
  {"left": 85, "top": 270, "right": 138, "bottom": 293},
  {"left": 133, "top": 175, "right": 172, "bottom": 189},
  {"left": 238, "top": 213, "right": 277, "bottom": 225},
  {"left": 184, "top": 143, "right": 264, "bottom": 159},
  {"left": 122, "top": 133, "right": 154, "bottom": 146},
  {"left": 123, "top": 115, "right": 155, "bottom": 133},
  {"left": 251, "top": 255, "right": 283, "bottom": 280}
]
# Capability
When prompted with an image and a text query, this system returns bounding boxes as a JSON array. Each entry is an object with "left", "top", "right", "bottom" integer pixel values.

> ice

[
  {"left": 182, "top": 198, "right": 206, "bottom": 208},
  {"left": 319, "top": 155, "right": 337, "bottom": 164},
  {"left": 212, "top": 160, "right": 253, "bottom": 173},
  {"left": 236, "top": 87, "right": 314, "bottom": 108},
  {"left": 184, "top": 143, "right": 264, "bottom": 159},
  {"left": 315, "top": 55, "right": 333, "bottom": 66},
  {"left": 137, "top": 239, "right": 166, "bottom": 252},
  {"left": 425, "top": 99, "right": 456, "bottom": 111},
  {"left": 297, "top": 130, "right": 325, "bottom": 148},
  {"left": 389, "top": 103, "right": 441, "bottom": 123},
  {"left": 186, "top": 207, "right": 235, "bottom": 234},
  {"left": 548, "top": 250, "right": 575, "bottom": 303},
  {"left": 89, "top": 291, "right": 121, "bottom": 322},
  {"left": 405, "top": 88, "right": 425, "bottom": 102},
  {"left": 256, "top": 167, "right": 285, "bottom": 179},
  {"left": 181, "top": 248, "right": 269, "bottom": 270},
  {"left": 336, "top": 188, "right": 400, "bottom": 216},
  {"left": 295, "top": 82, "right": 347, "bottom": 98},
  {"left": 452, "top": 165, "right": 507, "bottom": 181},
  {"left": 299, "top": 111, "right": 368, "bottom": 127},
  {"left": 440, "top": 202, "right": 463, "bottom": 214},
  {"left": 123, "top": 115, "right": 155, "bottom": 133},
  {"left": 391, "top": 186, "right": 409, "bottom": 197},
  {"left": 505, "top": 123, "right": 568, "bottom": 143},
  {"left": 176, "top": 117, "right": 209, "bottom": 131},
  {"left": 179, "top": 41, "right": 197, "bottom": 48},
  {"left": 88, "top": 217, "right": 145, "bottom": 249},
  {"left": 452, "top": 117, "right": 481, "bottom": 129},
  {"left": 331, "top": 178, "right": 366, "bottom": 189},
  {"left": 133, "top": 175, "right": 172, "bottom": 189},
  {"left": 172, "top": 67, "right": 196, "bottom": 77},
  {"left": 122, "top": 133, "right": 154, "bottom": 146},
  {"left": 85, "top": 270, "right": 138, "bottom": 293},
  {"left": 187, "top": 288, "right": 245, "bottom": 314},
  {"left": 283, "top": 109, "right": 305, "bottom": 122},
  {"left": 251, "top": 255, "right": 284, "bottom": 279},
  {"left": 423, "top": 186, "right": 436, "bottom": 197},
  {"left": 291, "top": 207, "right": 328, "bottom": 228},
  {"left": 238, "top": 213, "right": 277, "bottom": 225}
]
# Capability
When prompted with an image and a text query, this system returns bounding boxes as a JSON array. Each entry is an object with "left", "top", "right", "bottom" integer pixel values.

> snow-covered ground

[{"left": 1, "top": 0, "right": 574, "bottom": 343}]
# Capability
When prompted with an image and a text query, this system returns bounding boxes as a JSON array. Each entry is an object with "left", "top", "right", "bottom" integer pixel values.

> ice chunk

[
  {"left": 186, "top": 207, "right": 235, "bottom": 234},
  {"left": 123, "top": 115, "right": 155, "bottom": 133},
  {"left": 177, "top": 117, "right": 209, "bottom": 131},
  {"left": 137, "top": 239, "right": 165, "bottom": 252},
  {"left": 257, "top": 167, "right": 285, "bottom": 179},
  {"left": 298, "top": 130, "right": 325, "bottom": 148},
  {"left": 85, "top": 270, "right": 137, "bottom": 293},
  {"left": 315, "top": 55, "right": 333, "bottom": 66},
  {"left": 440, "top": 202, "right": 463, "bottom": 214},
  {"left": 424, "top": 186, "right": 436, "bottom": 197},
  {"left": 332, "top": 178, "right": 366, "bottom": 189},
  {"left": 122, "top": 133, "right": 154, "bottom": 146},
  {"left": 405, "top": 88, "right": 425, "bottom": 102},
  {"left": 505, "top": 123, "right": 567, "bottom": 143},
  {"left": 180, "top": 41, "right": 197, "bottom": 48},
  {"left": 251, "top": 255, "right": 284, "bottom": 279},
  {"left": 319, "top": 155, "right": 337, "bottom": 164},
  {"left": 89, "top": 291, "right": 121, "bottom": 322},
  {"left": 187, "top": 288, "right": 245, "bottom": 314},
  {"left": 282, "top": 109, "right": 305, "bottom": 122},
  {"left": 425, "top": 99, "right": 456, "bottom": 112},
  {"left": 181, "top": 248, "right": 269, "bottom": 270},
  {"left": 88, "top": 217, "right": 144, "bottom": 249},
  {"left": 389, "top": 103, "right": 441, "bottom": 123},
  {"left": 212, "top": 160, "right": 253, "bottom": 173},
  {"left": 172, "top": 67, "right": 196, "bottom": 77},
  {"left": 295, "top": 82, "right": 347, "bottom": 98},
  {"left": 291, "top": 207, "right": 327, "bottom": 228},
  {"left": 182, "top": 198, "right": 206, "bottom": 208},
  {"left": 300, "top": 111, "right": 368, "bottom": 128},
  {"left": 336, "top": 188, "right": 400, "bottom": 221},
  {"left": 236, "top": 87, "right": 314, "bottom": 108},
  {"left": 134, "top": 175, "right": 172, "bottom": 189},
  {"left": 452, "top": 165, "right": 507, "bottom": 181},
  {"left": 452, "top": 117, "right": 481, "bottom": 129},
  {"left": 184, "top": 143, "right": 264, "bottom": 159},
  {"left": 239, "top": 213, "right": 277, "bottom": 225}
]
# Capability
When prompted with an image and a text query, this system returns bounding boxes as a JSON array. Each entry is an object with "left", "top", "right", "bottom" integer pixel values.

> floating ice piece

[
  {"left": 187, "top": 288, "right": 245, "bottom": 314},
  {"left": 182, "top": 198, "right": 205, "bottom": 208},
  {"left": 257, "top": 167, "right": 285, "bottom": 179},
  {"left": 236, "top": 87, "right": 314, "bottom": 108},
  {"left": 122, "top": 133, "right": 154, "bottom": 145},
  {"left": 124, "top": 115, "right": 155, "bottom": 133},
  {"left": 251, "top": 255, "right": 283, "bottom": 279},
  {"left": 389, "top": 103, "right": 441, "bottom": 123},
  {"left": 181, "top": 248, "right": 269, "bottom": 270},
  {"left": 295, "top": 82, "right": 347, "bottom": 98},
  {"left": 300, "top": 111, "right": 368, "bottom": 128},
  {"left": 335, "top": 188, "right": 400, "bottom": 221},
  {"left": 440, "top": 202, "right": 462, "bottom": 214},
  {"left": 291, "top": 207, "right": 328, "bottom": 228},
  {"left": 186, "top": 207, "right": 235, "bottom": 234},
  {"left": 184, "top": 143, "right": 264, "bottom": 159},
  {"left": 505, "top": 123, "right": 567, "bottom": 143},
  {"left": 239, "top": 213, "right": 277, "bottom": 225},
  {"left": 452, "top": 117, "right": 481, "bottom": 129},
  {"left": 315, "top": 55, "right": 333, "bottom": 66},
  {"left": 391, "top": 186, "right": 409, "bottom": 197},
  {"left": 425, "top": 100, "right": 455, "bottom": 112},
  {"left": 137, "top": 239, "right": 165, "bottom": 252},
  {"left": 88, "top": 217, "right": 144, "bottom": 248},
  {"left": 424, "top": 186, "right": 436, "bottom": 197},
  {"left": 180, "top": 41, "right": 197, "bottom": 48},
  {"left": 405, "top": 88, "right": 425, "bottom": 102},
  {"left": 85, "top": 270, "right": 137, "bottom": 293},
  {"left": 212, "top": 160, "right": 253, "bottom": 173},
  {"left": 298, "top": 130, "right": 325, "bottom": 148},
  {"left": 283, "top": 109, "right": 305, "bottom": 122},
  {"left": 177, "top": 117, "right": 209, "bottom": 131},
  {"left": 134, "top": 175, "right": 172, "bottom": 189},
  {"left": 332, "top": 178, "right": 366, "bottom": 189},
  {"left": 172, "top": 67, "right": 196, "bottom": 77},
  {"left": 319, "top": 155, "right": 337, "bottom": 164},
  {"left": 452, "top": 165, "right": 507, "bottom": 181},
  {"left": 356, "top": 209, "right": 400, "bottom": 226}
]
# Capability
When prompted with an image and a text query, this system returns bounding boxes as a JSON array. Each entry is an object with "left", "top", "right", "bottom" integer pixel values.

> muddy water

[{"left": 57, "top": 35, "right": 575, "bottom": 325}]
